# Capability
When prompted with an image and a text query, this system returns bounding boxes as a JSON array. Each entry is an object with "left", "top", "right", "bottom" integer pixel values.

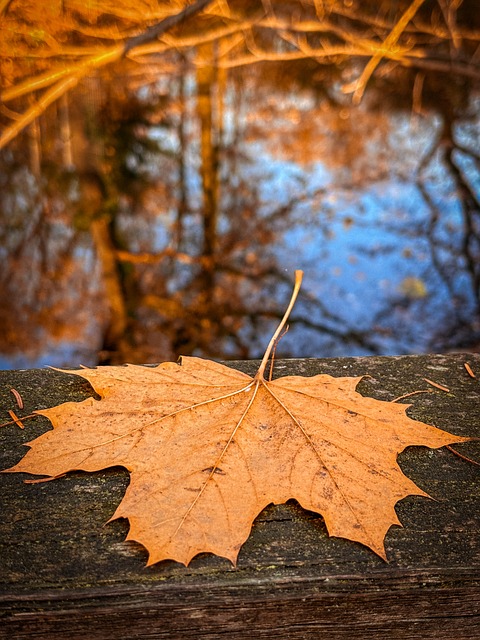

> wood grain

[{"left": 1, "top": 354, "right": 479, "bottom": 639}]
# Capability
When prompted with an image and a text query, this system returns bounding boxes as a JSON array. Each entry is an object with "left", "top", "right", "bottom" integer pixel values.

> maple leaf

[{"left": 4, "top": 272, "right": 467, "bottom": 566}]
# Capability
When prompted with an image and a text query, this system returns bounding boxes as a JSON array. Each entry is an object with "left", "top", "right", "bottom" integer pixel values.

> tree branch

[
  {"left": 343, "top": 0, "right": 427, "bottom": 103},
  {"left": 123, "top": 0, "right": 215, "bottom": 53},
  {"left": 0, "top": 0, "right": 216, "bottom": 151}
]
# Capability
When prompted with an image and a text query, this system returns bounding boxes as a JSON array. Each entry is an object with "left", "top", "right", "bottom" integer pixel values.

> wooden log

[{"left": 0, "top": 354, "right": 479, "bottom": 639}]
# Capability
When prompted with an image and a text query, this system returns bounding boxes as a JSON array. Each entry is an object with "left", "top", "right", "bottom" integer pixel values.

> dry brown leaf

[
  {"left": 10, "top": 388, "right": 24, "bottom": 409},
  {"left": 464, "top": 362, "right": 476, "bottom": 379},
  {"left": 423, "top": 378, "right": 450, "bottom": 393},
  {"left": 4, "top": 272, "right": 468, "bottom": 566},
  {"left": 7, "top": 409, "right": 25, "bottom": 430}
]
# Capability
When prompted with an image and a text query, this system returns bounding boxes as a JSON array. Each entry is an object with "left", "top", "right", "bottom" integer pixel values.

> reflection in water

[{"left": 0, "top": 59, "right": 479, "bottom": 368}]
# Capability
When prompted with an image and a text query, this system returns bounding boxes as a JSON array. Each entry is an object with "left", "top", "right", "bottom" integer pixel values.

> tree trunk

[
  {"left": 69, "top": 80, "right": 130, "bottom": 363},
  {"left": 176, "top": 57, "right": 189, "bottom": 252},
  {"left": 90, "top": 216, "right": 128, "bottom": 362},
  {"left": 196, "top": 42, "right": 220, "bottom": 282}
]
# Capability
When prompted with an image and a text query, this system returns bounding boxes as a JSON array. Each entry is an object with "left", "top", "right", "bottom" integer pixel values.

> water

[{"left": 0, "top": 69, "right": 479, "bottom": 369}]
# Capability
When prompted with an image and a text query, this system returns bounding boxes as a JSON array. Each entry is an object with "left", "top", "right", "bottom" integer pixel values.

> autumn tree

[{"left": 3, "top": 0, "right": 480, "bottom": 151}]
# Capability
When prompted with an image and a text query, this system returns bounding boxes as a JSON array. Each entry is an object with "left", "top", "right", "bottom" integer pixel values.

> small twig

[
  {"left": 10, "top": 388, "right": 24, "bottom": 409},
  {"left": 8, "top": 410, "right": 25, "bottom": 429},
  {"left": 423, "top": 378, "right": 450, "bottom": 393},
  {"left": 123, "top": 0, "right": 215, "bottom": 53},
  {"left": 0, "top": 413, "right": 38, "bottom": 429},
  {"left": 0, "top": 0, "right": 13, "bottom": 16},
  {"left": 464, "top": 362, "right": 476, "bottom": 379},
  {"left": 346, "top": 0, "right": 427, "bottom": 104},
  {"left": 392, "top": 389, "right": 432, "bottom": 403},
  {"left": 0, "top": 0, "right": 215, "bottom": 151},
  {"left": 24, "top": 474, "right": 67, "bottom": 484},
  {"left": 445, "top": 445, "right": 480, "bottom": 467}
]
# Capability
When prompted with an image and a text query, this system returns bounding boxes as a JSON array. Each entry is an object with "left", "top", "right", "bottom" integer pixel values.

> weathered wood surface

[{"left": 0, "top": 354, "right": 479, "bottom": 639}]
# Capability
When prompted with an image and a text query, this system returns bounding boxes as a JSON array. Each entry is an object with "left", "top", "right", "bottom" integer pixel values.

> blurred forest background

[{"left": 0, "top": 0, "right": 479, "bottom": 368}]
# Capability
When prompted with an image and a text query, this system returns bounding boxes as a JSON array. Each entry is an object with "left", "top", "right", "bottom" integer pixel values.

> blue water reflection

[{"left": 0, "top": 83, "right": 479, "bottom": 368}]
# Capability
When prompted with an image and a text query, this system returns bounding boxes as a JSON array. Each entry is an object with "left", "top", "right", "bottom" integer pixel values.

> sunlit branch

[
  {"left": 399, "top": 56, "right": 480, "bottom": 81},
  {"left": 116, "top": 248, "right": 199, "bottom": 266},
  {"left": 0, "top": 45, "right": 127, "bottom": 59},
  {"left": 0, "top": 0, "right": 12, "bottom": 15},
  {"left": 123, "top": 0, "right": 215, "bottom": 53},
  {"left": 69, "top": 24, "right": 138, "bottom": 42},
  {"left": 259, "top": 12, "right": 480, "bottom": 43},
  {"left": 1, "top": 0, "right": 480, "bottom": 152},
  {"left": 0, "top": 101, "right": 21, "bottom": 120},
  {"left": 307, "top": 1, "right": 479, "bottom": 42},
  {"left": 0, "top": 75, "right": 79, "bottom": 150},
  {"left": 2, "top": 47, "right": 124, "bottom": 102},
  {"left": 0, "top": 0, "right": 216, "bottom": 151},
  {"left": 213, "top": 39, "right": 480, "bottom": 84},
  {"left": 343, "top": 0, "right": 427, "bottom": 103},
  {"left": 437, "top": 0, "right": 461, "bottom": 51},
  {"left": 129, "top": 20, "right": 253, "bottom": 56}
]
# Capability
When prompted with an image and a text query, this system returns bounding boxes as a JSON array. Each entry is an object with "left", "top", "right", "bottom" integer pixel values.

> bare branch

[
  {"left": 0, "top": 75, "right": 79, "bottom": 150},
  {"left": 1, "top": 0, "right": 480, "bottom": 152},
  {"left": 0, "top": 0, "right": 216, "bottom": 150},
  {"left": 0, "top": 0, "right": 12, "bottom": 15},
  {"left": 123, "top": 0, "right": 215, "bottom": 53},
  {"left": 343, "top": 0, "right": 427, "bottom": 103}
]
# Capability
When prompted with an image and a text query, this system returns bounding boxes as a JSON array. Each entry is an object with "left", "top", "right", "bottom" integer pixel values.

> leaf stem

[{"left": 256, "top": 270, "right": 303, "bottom": 380}]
